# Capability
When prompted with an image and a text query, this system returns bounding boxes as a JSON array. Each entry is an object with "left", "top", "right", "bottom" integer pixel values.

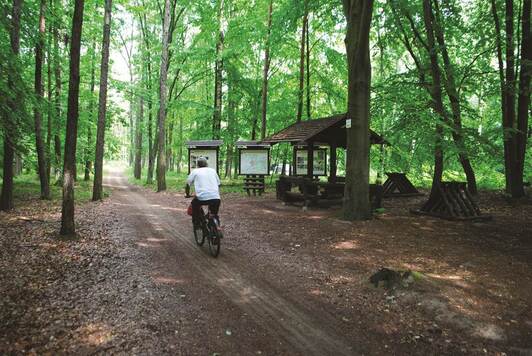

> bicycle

[{"left": 186, "top": 196, "right": 223, "bottom": 257}]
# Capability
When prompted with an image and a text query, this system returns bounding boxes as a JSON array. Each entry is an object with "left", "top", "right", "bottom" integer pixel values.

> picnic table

[{"left": 276, "top": 176, "right": 383, "bottom": 210}]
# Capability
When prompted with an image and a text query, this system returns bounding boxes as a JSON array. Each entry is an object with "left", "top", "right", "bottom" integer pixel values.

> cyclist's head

[{"left": 197, "top": 157, "right": 208, "bottom": 168}]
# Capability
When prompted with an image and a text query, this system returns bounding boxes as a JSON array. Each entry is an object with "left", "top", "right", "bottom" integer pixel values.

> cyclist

[{"left": 185, "top": 157, "right": 222, "bottom": 230}]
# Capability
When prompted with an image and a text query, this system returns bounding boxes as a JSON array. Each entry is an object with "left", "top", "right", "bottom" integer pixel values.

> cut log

[
  {"left": 411, "top": 182, "right": 491, "bottom": 221},
  {"left": 382, "top": 172, "right": 423, "bottom": 198}
]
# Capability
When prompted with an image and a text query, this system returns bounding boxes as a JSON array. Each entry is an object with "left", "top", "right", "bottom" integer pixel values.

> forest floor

[{"left": 1, "top": 166, "right": 531, "bottom": 355}]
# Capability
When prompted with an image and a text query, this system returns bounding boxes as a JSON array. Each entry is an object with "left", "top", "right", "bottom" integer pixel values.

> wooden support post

[
  {"left": 292, "top": 145, "right": 297, "bottom": 176},
  {"left": 330, "top": 143, "right": 337, "bottom": 183},
  {"left": 307, "top": 142, "right": 314, "bottom": 178}
]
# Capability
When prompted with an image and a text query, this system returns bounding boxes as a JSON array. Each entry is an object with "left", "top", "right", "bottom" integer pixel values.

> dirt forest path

[{"left": 103, "top": 166, "right": 360, "bottom": 355}]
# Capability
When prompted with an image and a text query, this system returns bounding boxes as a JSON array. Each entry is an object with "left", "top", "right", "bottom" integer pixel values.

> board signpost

[
  {"left": 186, "top": 140, "right": 224, "bottom": 175},
  {"left": 236, "top": 141, "right": 271, "bottom": 196}
]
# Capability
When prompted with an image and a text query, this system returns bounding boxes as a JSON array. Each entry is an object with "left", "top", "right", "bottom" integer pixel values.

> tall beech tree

[
  {"left": 212, "top": 0, "right": 224, "bottom": 140},
  {"left": 92, "top": 0, "right": 113, "bottom": 201},
  {"left": 389, "top": 0, "right": 477, "bottom": 195},
  {"left": 515, "top": 0, "right": 531, "bottom": 197},
  {"left": 0, "top": 0, "right": 23, "bottom": 211},
  {"left": 296, "top": 0, "right": 307, "bottom": 122},
  {"left": 156, "top": 0, "right": 171, "bottom": 192},
  {"left": 492, "top": 0, "right": 530, "bottom": 197},
  {"left": 60, "top": 0, "right": 85, "bottom": 235},
  {"left": 342, "top": 0, "right": 374, "bottom": 220},
  {"left": 133, "top": 94, "right": 143, "bottom": 179},
  {"left": 52, "top": 0, "right": 63, "bottom": 180},
  {"left": 84, "top": 43, "right": 96, "bottom": 182},
  {"left": 422, "top": 0, "right": 446, "bottom": 194},
  {"left": 432, "top": 0, "right": 477, "bottom": 195},
  {"left": 139, "top": 13, "right": 156, "bottom": 185},
  {"left": 260, "top": 0, "right": 273, "bottom": 139},
  {"left": 34, "top": 0, "right": 50, "bottom": 199},
  {"left": 46, "top": 32, "right": 52, "bottom": 182}
]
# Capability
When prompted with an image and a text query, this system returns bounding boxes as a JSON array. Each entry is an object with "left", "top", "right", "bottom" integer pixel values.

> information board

[
  {"left": 294, "top": 148, "right": 327, "bottom": 176},
  {"left": 189, "top": 149, "right": 218, "bottom": 172},
  {"left": 239, "top": 149, "right": 269, "bottom": 175}
]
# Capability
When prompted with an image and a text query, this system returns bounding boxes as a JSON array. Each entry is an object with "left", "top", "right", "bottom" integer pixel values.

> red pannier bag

[{"left": 187, "top": 204, "right": 193, "bottom": 216}]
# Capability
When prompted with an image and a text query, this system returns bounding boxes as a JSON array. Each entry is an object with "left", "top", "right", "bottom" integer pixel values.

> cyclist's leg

[
  {"left": 208, "top": 199, "right": 221, "bottom": 226},
  {"left": 191, "top": 197, "right": 202, "bottom": 228}
]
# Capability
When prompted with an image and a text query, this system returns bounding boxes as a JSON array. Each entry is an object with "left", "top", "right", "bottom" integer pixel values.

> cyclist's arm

[{"left": 185, "top": 172, "right": 195, "bottom": 197}]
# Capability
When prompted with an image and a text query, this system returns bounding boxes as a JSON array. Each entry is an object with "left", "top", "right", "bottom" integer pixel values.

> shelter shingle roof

[
  {"left": 261, "top": 114, "right": 386, "bottom": 147},
  {"left": 186, "top": 140, "right": 223, "bottom": 147},
  {"left": 235, "top": 140, "right": 271, "bottom": 147}
]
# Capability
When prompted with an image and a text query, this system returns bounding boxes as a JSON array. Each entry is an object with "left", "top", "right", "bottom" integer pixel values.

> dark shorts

[{"left": 191, "top": 198, "right": 221, "bottom": 226}]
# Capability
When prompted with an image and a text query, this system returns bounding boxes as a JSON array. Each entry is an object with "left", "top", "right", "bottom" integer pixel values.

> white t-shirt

[{"left": 186, "top": 167, "right": 221, "bottom": 201}]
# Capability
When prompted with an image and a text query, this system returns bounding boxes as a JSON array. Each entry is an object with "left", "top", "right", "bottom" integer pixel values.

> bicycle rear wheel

[
  {"left": 208, "top": 229, "right": 221, "bottom": 257},
  {"left": 193, "top": 225, "right": 205, "bottom": 246}
]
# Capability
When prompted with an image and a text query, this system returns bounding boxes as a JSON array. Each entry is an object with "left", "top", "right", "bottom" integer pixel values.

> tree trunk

[
  {"left": 166, "top": 122, "right": 173, "bottom": 172},
  {"left": 60, "top": 0, "right": 85, "bottom": 236},
  {"left": 53, "top": 13, "right": 62, "bottom": 181},
  {"left": 296, "top": 0, "right": 307, "bottom": 122},
  {"left": 84, "top": 43, "right": 96, "bottom": 181},
  {"left": 46, "top": 32, "right": 53, "bottom": 182},
  {"left": 1, "top": 137, "right": 15, "bottom": 211},
  {"left": 306, "top": 9, "right": 311, "bottom": 120},
  {"left": 134, "top": 93, "right": 143, "bottom": 179},
  {"left": 225, "top": 76, "right": 236, "bottom": 177},
  {"left": 513, "top": 0, "right": 531, "bottom": 197},
  {"left": 176, "top": 114, "right": 183, "bottom": 173},
  {"left": 260, "top": 0, "right": 273, "bottom": 139},
  {"left": 14, "top": 153, "right": 23, "bottom": 176},
  {"left": 1, "top": 0, "right": 23, "bottom": 211},
  {"left": 212, "top": 9, "right": 224, "bottom": 140},
  {"left": 140, "top": 18, "right": 155, "bottom": 184},
  {"left": 422, "top": 0, "right": 447, "bottom": 195},
  {"left": 92, "top": 0, "right": 112, "bottom": 201},
  {"left": 432, "top": 0, "right": 477, "bottom": 194},
  {"left": 156, "top": 0, "right": 171, "bottom": 192},
  {"left": 34, "top": 0, "right": 50, "bottom": 199},
  {"left": 342, "top": 0, "right": 373, "bottom": 221},
  {"left": 146, "top": 102, "right": 155, "bottom": 183},
  {"left": 504, "top": 0, "right": 517, "bottom": 194},
  {"left": 251, "top": 93, "right": 260, "bottom": 140}
]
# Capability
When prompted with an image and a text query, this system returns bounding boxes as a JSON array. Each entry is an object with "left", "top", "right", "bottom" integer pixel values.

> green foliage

[{"left": 1, "top": 0, "right": 530, "bottom": 204}]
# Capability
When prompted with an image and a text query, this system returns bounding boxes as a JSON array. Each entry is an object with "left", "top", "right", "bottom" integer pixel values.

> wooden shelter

[
  {"left": 262, "top": 114, "right": 387, "bottom": 209},
  {"left": 262, "top": 113, "right": 386, "bottom": 181}
]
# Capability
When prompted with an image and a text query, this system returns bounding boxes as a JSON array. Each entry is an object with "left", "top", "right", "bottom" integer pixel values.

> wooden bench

[
  {"left": 276, "top": 176, "right": 383, "bottom": 209},
  {"left": 244, "top": 175, "right": 265, "bottom": 196}
]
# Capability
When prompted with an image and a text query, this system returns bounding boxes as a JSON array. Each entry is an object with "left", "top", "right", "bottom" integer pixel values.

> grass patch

[{"left": 10, "top": 174, "right": 109, "bottom": 203}]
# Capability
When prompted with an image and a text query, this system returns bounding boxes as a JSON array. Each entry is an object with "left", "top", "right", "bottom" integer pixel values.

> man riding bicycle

[{"left": 185, "top": 157, "right": 221, "bottom": 229}]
